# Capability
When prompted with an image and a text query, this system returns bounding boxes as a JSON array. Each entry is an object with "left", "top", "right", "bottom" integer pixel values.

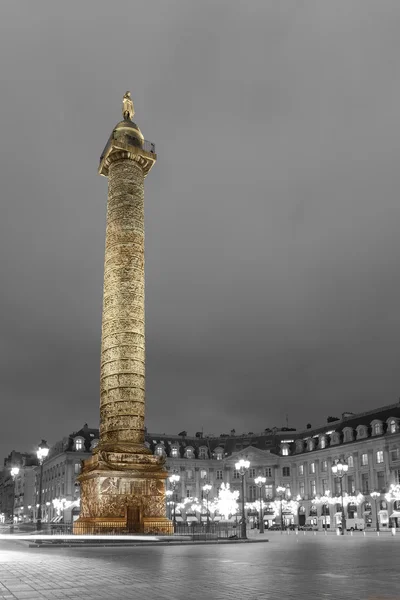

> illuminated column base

[{"left": 73, "top": 452, "right": 172, "bottom": 535}]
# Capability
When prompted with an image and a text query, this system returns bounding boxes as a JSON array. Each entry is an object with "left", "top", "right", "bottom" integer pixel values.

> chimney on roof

[
  {"left": 342, "top": 412, "right": 354, "bottom": 419},
  {"left": 306, "top": 423, "right": 312, "bottom": 429}
]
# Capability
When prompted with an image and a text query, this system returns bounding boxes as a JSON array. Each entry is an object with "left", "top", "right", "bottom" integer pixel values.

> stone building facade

[
  {"left": 0, "top": 451, "right": 38, "bottom": 522},
  {"left": 32, "top": 424, "right": 99, "bottom": 524},
  {"left": 7, "top": 402, "right": 399, "bottom": 528},
  {"left": 148, "top": 402, "right": 400, "bottom": 530}
]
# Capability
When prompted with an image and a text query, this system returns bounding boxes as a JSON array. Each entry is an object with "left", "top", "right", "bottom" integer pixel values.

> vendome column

[{"left": 74, "top": 93, "right": 170, "bottom": 534}]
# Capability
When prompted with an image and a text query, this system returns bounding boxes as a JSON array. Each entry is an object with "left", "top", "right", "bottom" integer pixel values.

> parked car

[
  {"left": 268, "top": 524, "right": 282, "bottom": 531},
  {"left": 299, "top": 524, "right": 318, "bottom": 531}
]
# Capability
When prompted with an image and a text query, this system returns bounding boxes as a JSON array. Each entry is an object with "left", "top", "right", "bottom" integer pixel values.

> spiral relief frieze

[{"left": 99, "top": 158, "right": 146, "bottom": 446}]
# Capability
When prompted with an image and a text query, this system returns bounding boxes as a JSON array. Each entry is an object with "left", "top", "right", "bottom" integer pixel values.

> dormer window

[
  {"left": 389, "top": 420, "right": 398, "bottom": 434},
  {"left": 372, "top": 422, "right": 382, "bottom": 436},
  {"left": 343, "top": 428, "right": 354, "bottom": 443},
  {"left": 199, "top": 447, "right": 208, "bottom": 460},
  {"left": 330, "top": 432, "right": 340, "bottom": 445},
  {"left": 214, "top": 447, "right": 223, "bottom": 460},
  {"left": 185, "top": 447, "right": 194, "bottom": 459},
  {"left": 281, "top": 445, "right": 289, "bottom": 456},
  {"left": 155, "top": 445, "right": 164, "bottom": 456},
  {"left": 74, "top": 438, "right": 84, "bottom": 451},
  {"left": 319, "top": 436, "right": 326, "bottom": 449},
  {"left": 295, "top": 440, "right": 304, "bottom": 453},
  {"left": 307, "top": 439, "right": 314, "bottom": 452},
  {"left": 356, "top": 426, "right": 367, "bottom": 440},
  {"left": 90, "top": 439, "right": 99, "bottom": 450},
  {"left": 171, "top": 447, "right": 179, "bottom": 458}
]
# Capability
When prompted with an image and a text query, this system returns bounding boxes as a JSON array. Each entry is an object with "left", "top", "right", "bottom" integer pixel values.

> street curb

[{"left": 28, "top": 538, "right": 269, "bottom": 549}]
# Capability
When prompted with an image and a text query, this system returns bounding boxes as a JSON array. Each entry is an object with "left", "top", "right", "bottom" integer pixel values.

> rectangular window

[
  {"left": 347, "top": 455, "right": 354, "bottom": 468},
  {"left": 298, "top": 464, "right": 304, "bottom": 476},
  {"left": 334, "top": 478, "right": 341, "bottom": 496},
  {"left": 199, "top": 448, "right": 207, "bottom": 460},
  {"left": 299, "top": 482, "right": 305, "bottom": 497},
  {"left": 377, "top": 471, "right": 385, "bottom": 491},
  {"left": 233, "top": 470, "right": 240, "bottom": 479},
  {"left": 216, "top": 470, "right": 223, "bottom": 480},
  {"left": 265, "top": 467, "right": 272, "bottom": 478},
  {"left": 74, "top": 463, "right": 81, "bottom": 474},
  {"left": 322, "top": 479, "right": 328, "bottom": 494},
  {"left": 186, "top": 469, "right": 193, "bottom": 480},
  {"left": 249, "top": 468, "right": 256, "bottom": 479},
  {"left": 347, "top": 475, "right": 355, "bottom": 494},
  {"left": 200, "top": 469, "right": 207, "bottom": 480},
  {"left": 376, "top": 450, "right": 384, "bottom": 464},
  {"left": 321, "top": 460, "right": 327, "bottom": 472},
  {"left": 391, "top": 448, "right": 399, "bottom": 461},
  {"left": 310, "top": 480, "right": 316, "bottom": 497},
  {"left": 282, "top": 467, "right": 290, "bottom": 477},
  {"left": 361, "top": 453, "right": 368, "bottom": 466},
  {"left": 361, "top": 473, "right": 369, "bottom": 494},
  {"left": 265, "top": 484, "right": 273, "bottom": 499},
  {"left": 186, "top": 489, "right": 192, "bottom": 498},
  {"left": 249, "top": 485, "right": 256, "bottom": 501},
  {"left": 395, "top": 470, "right": 400, "bottom": 484},
  {"left": 309, "top": 462, "right": 315, "bottom": 474}
]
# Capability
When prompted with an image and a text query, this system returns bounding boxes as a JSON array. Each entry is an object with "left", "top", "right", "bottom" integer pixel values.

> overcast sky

[{"left": 1, "top": 0, "right": 400, "bottom": 460}]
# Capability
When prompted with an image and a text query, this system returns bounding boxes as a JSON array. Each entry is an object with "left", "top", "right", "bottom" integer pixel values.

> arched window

[
  {"left": 372, "top": 422, "right": 382, "bottom": 436},
  {"left": 310, "top": 506, "right": 317, "bottom": 516},
  {"left": 394, "top": 500, "right": 400, "bottom": 511},
  {"left": 171, "top": 447, "right": 179, "bottom": 458},
  {"left": 281, "top": 445, "right": 289, "bottom": 456},
  {"left": 343, "top": 428, "right": 354, "bottom": 443},
  {"left": 322, "top": 504, "right": 329, "bottom": 516},
  {"left": 299, "top": 506, "right": 306, "bottom": 514}
]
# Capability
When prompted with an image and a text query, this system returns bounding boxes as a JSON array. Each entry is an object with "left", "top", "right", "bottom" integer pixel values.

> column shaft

[{"left": 100, "top": 157, "right": 146, "bottom": 446}]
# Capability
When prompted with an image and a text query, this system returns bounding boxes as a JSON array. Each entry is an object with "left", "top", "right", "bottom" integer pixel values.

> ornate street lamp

[
  {"left": 10, "top": 466, "right": 20, "bottom": 532},
  {"left": 331, "top": 459, "right": 348, "bottom": 535},
  {"left": 36, "top": 440, "right": 49, "bottom": 531},
  {"left": 202, "top": 483, "right": 212, "bottom": 532},
  {"left": 235, "top": 459, "right": 250, "bottom": 539},
  {"left": 254, "top": 476, "right": 266, "bottom": 534},
  {"left": 168, "top": 473, "right": 180, "bottom": 530},
  {"left": 370, "top": 491, "right": 380, "bottom": 532},
  {"left": 276, "top": 485, "right": 286, "bottom": 534}
]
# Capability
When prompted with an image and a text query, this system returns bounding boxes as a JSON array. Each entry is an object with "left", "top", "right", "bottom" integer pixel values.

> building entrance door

[{"left": 126, "top": 506, "right": 141, "bottom": 533}]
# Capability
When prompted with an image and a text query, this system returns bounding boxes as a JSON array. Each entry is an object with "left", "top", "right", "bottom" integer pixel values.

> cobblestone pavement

[{"left": 0, "top": 533, "right": 399, "bottom": 600}]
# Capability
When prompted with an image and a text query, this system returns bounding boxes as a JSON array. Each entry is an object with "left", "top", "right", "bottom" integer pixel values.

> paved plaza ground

[{"left": 0, "top": 532, "right": 398, "bottom": 599}]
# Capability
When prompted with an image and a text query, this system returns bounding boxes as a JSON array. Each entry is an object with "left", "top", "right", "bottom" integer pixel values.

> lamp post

[
  {"left": 235, "top": 459, "right": 250, "bottom": 539},
  {"left": 36, "top": 440, "right": 49, "bottom": 531},
  {"left": 168, "top": 474, "right": 180, "bottom": 530},
  {"left": 370, "top": 491, "right": 380, "bottom": 532},
  {"left": 331, "top": 459, "right": 348, "bottom": 535},
  {"left": 276, "top": 485, "right": 286, "bottom": 534},
  {"left": 254, "top": 476, "right": 266, "bottom": 533},
  {"left": 202, "top": 483, "right": 212, "bottom": 532},
  {"left": 165, "top": 490, "right": 173, "bottom": 520},
  {"left": 10, "top": 467, "right": 20, "bottom": 532}
]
